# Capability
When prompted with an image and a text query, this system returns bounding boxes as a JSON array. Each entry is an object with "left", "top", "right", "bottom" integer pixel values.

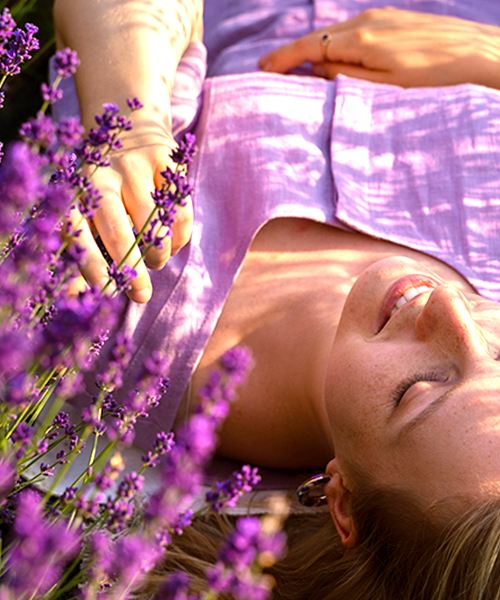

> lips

[{"left": 375, "top": 274, "right": 440, "bottom": 333}]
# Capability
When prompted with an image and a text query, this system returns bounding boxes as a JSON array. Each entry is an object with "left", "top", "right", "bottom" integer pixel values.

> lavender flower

[
  {"left": 106, "top": 497, "right": 135, "bottom": 533},
  {"left": 52, "top": 47, "right": 80, "bottom": 79},
  {"left": 142, "top": 431, "right": 174, "bottom": 468},
  {"left": 207, "top": 516, "right": 286, "bottom": 600},
  {"left": 0, "top": 141, "right": 43, "bottom": 234},
  {"left": 11, "top": 422, "right": 33, "bottom": 447},
  {"left": 144, "top": 348, "right": 252, "bottom": 538},
  {"left": 117, "top": 471, "right": 144, "bottom": 499},
  {"left": 97, "top": 332, "right": 134, "bottom": 391},
  {"left": 4, "top": 489, "right": 80, "bottom": 597},
  {"left": 0, "top": 22, "right": 39, "bottom": 77},
  {"left": 19, "top": 112, "right": 57, "bottom": 147},
  {"left": 57, "top": 117, "right": 84, "bottom": 147},
  {"left": 0, "top": 9, "right": 16, "bottom": 49},
  {"left": 206, "top": 465, "right": 261, "bottom": 513},
  {"left": 170, "top": 132, "right": 197, "bottom": 166},
  {"left": 105, "top": 532, "right": 163, "bottom": 597},
  {"left": 40, "top": 82, "right": 63, "bottom": 104},
  {"left": 159, "top": 571, "right": 198, "bottom": 600},
  {"left": 127, "top": 97, "right": 144, "bottom": 111},
  {"left": 39, "top": 288, "right": 121, "bottom": 372},
  {"left": 107, "top": 261, "right": 137, "bottom": 293}
]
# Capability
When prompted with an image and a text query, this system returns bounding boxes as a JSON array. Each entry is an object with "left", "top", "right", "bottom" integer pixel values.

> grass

[{"left": 1, "top": 0, "right": 56, "bottom": 144}]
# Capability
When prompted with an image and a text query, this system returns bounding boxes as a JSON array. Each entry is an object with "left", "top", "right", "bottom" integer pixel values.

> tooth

[
  {"left": 403, "top": 287, "right": 419, "bottom": 301},
  {"left": 416, "top": 285, "right": 429, "bottom": 294},
  {"left": 395, "top": 296, "right": 407, "bottom": 309}
]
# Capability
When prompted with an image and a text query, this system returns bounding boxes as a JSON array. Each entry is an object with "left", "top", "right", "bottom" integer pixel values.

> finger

[
  {"left": 259, "top": 33, "right": 330, "bottom": 74},
  {"left": 66, "top": 205, "right": 110, "bottom": 291},
  {"left": 258, "top": 11, "right": 372, "bottom": 74},
  {"left": 170, "top": 196, "right": 193, "bottom": 257},
  {"left": 311, "top": 62, "right": 393, "bottom": 84},
  {"left": 91, "top": 178, "right": 153, "bottom": 304},
  {"left": 67, "top": 273, "right": 90, "bottom": 298},
  {"left": 121, "top": 167, "right": 173, "bottom": 270},
  {"left": 122, "top": 165, "right": 194, "bottom": 268}
]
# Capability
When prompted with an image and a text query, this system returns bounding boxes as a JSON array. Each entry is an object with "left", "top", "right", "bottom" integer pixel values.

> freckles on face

[
  {"left": 327, "top": 338, "right": 500, "bottom": 503},
  {"left": 324, "top": 255, "right": 500, "bottom": 503}
]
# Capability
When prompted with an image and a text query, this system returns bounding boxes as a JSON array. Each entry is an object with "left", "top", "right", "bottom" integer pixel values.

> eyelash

[{"left": 392, "top": 371, "right": 443, "bottom": 405}]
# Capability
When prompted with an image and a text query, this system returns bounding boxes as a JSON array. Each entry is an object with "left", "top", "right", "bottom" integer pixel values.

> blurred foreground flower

[{"left": 0, "top": 8, "right": 284, "bottom": 600}]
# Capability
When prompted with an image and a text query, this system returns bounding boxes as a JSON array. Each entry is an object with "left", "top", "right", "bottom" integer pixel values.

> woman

[{"left": 53, "top": 0, "right": 500, "bottom": 596}]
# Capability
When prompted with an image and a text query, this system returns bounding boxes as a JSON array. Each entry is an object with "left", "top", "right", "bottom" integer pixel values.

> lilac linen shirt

[{"left": 64, "top": 0, "right": 500, "bottom": 451}]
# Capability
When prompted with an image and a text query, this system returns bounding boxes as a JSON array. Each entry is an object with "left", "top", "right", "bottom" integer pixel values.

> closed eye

[{"left": 391, "top": 371, "right": 445, "bottom": 406}]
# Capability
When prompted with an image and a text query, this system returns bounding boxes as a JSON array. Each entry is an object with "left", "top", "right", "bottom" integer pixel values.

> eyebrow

[{"left": 396, "top": 379, "right": 467, "bottom": 438}]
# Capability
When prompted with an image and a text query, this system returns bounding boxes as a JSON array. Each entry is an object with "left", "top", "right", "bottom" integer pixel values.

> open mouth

[{"left": 376, "top": 275, "right": 440, "bottom": 333}]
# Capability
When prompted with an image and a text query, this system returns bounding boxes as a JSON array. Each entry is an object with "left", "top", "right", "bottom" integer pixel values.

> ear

[{"left": 325, "top": 459, "right": 359, "bottom": 549}]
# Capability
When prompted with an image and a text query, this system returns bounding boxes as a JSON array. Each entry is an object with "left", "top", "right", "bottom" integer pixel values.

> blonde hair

[{"left": 139, "top": 489, "right": 500, "bottom": 600}]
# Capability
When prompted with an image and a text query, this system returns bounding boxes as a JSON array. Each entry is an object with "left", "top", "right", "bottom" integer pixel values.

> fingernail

[
  {"left": 128, "top": 286, "right": 152, "bottom": 304},
  {"left": 312, "top": 64, "right": 326, "bottom": 77}
]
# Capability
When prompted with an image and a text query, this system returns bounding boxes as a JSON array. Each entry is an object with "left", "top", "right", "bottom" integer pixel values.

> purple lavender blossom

[
  {"left": 170, "top": 132, "right": 197, "bottom": 166},
  {"left": 155, "top": 431, "right": 175, "bottom": 454},
  {"left": 107, "top": 261, "right": 137, "bottom": 293},
  {"left": 5, "top": 489, "right": 80, "bottom": 597},
  {"left": 106, "top": 532, "right": 163, "bottom": 596},
  {"left": 141, "top": 432, "right": 174, "bottom": 468},
  {"left": 19, "top": 112, "right": 57, "bottom": 147},
  {"left": 0, "top": 330, "right": 32, "bottom": 381},
  {"left": 144, "top": 347, "right": 252, "bottom": 534},
  {"left": 94, "top": 457, "right": 124, "bottom": 492},
  {"left": 57, "top": 117, "right": 84, "bottom": 147},
  {"left": 40, "top": 81, "right": 63, "bottom": 104},
  {"left": 0, "top": 9, "right": 16, "bottom": 49},
  {"left": 127, "top": 97, "right": 143, "bottom": 111},
  {"left": 171, "top": 509, "right": 193, "bottom": 535},
  {"left": 39, "top": 288, "right": 121, "bottom": 372},
  {"left": 53, "top": 47, "right": 80, "bottom": 78},
  {"left": 117, "top": 471, "right": 144, "bottom": 499},
  {"left": 206, "top": 465, "right": 261, "bottom": 513},
  {"left": 0, "top": 22, "right": 39, "bottom": 77},
  {"left": 97, "top": 332, "right": 134, "bottom": 390},
  {"left": 106, "top": 497, "right": 135, "bottom": 533},
  {"left": 86, "top": 530, "right": 114, "bottom": 585},
  {"left": 0, "top": 142, "right": 43, "bottom": 234},
  {"left": 11, "top": 422, "right": 33, "bottom": 447},
  {"left": 207, "top": 516, "right": 286, "bottom": 600},
  {"left": 159, "top": 571, "right": 198, "bottom": 600},
  {"left": 220, "top": 346, "right": 253, "bottom": 386}
]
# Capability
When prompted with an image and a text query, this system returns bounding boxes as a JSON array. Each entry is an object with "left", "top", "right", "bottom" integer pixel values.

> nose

[{"left": 415, "top": 285, "right": 487, "bottom": 359}]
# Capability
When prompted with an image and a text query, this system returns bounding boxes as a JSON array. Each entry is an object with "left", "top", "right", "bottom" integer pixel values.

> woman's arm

[
  {"left": 259, "top": 7, "right": 500, "bottom": 90},
  {"left": 54, "top": 0, "right": 203, "bottom": 303}
]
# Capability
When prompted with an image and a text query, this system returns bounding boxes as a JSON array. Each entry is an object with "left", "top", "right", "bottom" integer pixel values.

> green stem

[
  {"left": 84, "top": 404, "right": 103, "bottom": 484},
  {"left": 67, "top": 440, "right": 114, "bottom": 491},
  {"left": 39, "top": 74, "right": 62, "bottom": 115}
]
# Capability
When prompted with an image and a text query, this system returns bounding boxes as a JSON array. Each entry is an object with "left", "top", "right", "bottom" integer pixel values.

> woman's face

[{"left": 326, "top": 256, "right": 500, "bottom": 505}]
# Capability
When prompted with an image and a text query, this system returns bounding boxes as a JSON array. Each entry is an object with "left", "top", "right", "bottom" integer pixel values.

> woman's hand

[
  {"left": 259, "top": 7, "right": 500, "bottom": 89},
  {"left": 54, "top": 0, "right": 202, "bottom": 302},
  {"left": 68, "top": 128, "right": 193, "bottom": 304}
]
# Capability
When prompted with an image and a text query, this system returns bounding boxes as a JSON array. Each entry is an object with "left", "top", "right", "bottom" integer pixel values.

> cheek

[{"left": 326, "top": 348, "right": 391, "bottom": 463}]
